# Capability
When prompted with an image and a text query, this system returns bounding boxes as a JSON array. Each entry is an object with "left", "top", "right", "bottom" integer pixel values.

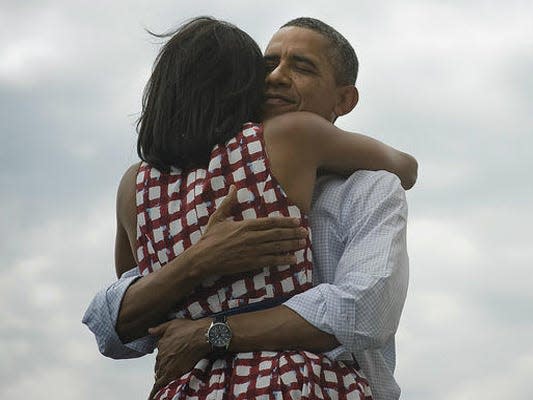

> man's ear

[{"left": 334, "top": 85, "right": 359, "bottom": 117}]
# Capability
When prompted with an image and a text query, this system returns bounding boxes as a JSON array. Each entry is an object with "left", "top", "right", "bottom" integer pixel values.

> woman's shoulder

[
  {"left": 263, "top": 112, "right": 332, "bottom": 145},
  {"left": 116, "top": 162, "right": 142, "bottom": 229},
  {"left": 264, "top": 111, "right": 328, "bottom": 131},
  {"left": 118, "top": 162, "right": 142, "bottom": 195}
]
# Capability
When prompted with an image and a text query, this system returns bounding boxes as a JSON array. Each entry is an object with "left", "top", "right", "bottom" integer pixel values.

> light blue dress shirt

[{"left": 83, "top": 170, "right": 409, "bottom": 400}]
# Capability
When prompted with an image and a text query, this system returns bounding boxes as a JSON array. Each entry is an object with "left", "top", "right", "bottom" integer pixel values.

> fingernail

[{"left": 292, "top": 218, "right": 301, "bottom": 225}]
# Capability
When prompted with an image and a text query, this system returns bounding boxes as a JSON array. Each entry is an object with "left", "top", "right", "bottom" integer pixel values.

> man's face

[{"left": 263, "top": 26, "right": 340, "bottom": 121}]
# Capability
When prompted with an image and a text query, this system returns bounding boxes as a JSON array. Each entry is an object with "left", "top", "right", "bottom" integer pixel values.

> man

[{"left": 83, "top": 17, "right": 410, "bottom": 400}]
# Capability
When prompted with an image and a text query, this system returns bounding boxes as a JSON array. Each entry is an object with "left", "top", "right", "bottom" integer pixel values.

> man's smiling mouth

[{"left": 264, "top": 93, "right": 295, "bottom": 105}]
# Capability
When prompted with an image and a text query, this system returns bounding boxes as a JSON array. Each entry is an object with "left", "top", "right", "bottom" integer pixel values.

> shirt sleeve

[
  {"left": 82, "top": 267, "right": 157, "bottom": 359},
  {"left": 284, "top": 172, "right": 409, "bottom": 356}
]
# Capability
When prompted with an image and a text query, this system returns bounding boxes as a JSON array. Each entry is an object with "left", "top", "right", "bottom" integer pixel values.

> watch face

[{"left": 208, "top": 322, "right": 232, "bottom": 347}]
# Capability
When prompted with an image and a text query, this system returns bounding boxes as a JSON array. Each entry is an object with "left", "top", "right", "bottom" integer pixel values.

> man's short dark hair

[{"left": 281, "top": 17, "right": 358, "bottom": 86}]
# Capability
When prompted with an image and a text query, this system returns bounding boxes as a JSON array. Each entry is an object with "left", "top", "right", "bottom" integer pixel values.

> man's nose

[{"left": 266, "top": 63, "right": 291, "bottom": 87}]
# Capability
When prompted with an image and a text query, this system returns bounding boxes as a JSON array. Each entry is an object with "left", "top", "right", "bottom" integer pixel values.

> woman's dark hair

[{"left": 137, "top": 16, "right": 265, "bottom": 172}]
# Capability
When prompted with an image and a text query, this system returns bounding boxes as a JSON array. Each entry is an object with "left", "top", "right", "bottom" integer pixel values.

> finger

[
  {"left": 148, "top": 321, "right": 172, "bottom": 336},
  {"left": 152, "top": 380, "right": 164, "bottom": 397},
  {"left": 154, "top": 371, "right": 174, "bottom": 396},
  {"left": 248, "top": 238, "right": 307, "bottom": 255},
  {"left": 151, "top": 370, "right": 167, "bottom": 395},
  {"left": 210, "top": 185, "right": 237, "bottom": 222},
  {"left": 148, "top": 326, "right": 162, "bottom": 337},
  {"left": 155, "top": 350, "right": 172, "bottom": 374},
  {"left": 154, "top": 352, "right": 165, "bottom": 375},
  {"left": 244, "top": 217, "right": 302, "bottom": 230},
  {"left": 148, "top": 385, "right": 160, "bottom": 400},
  {"left": 247, "top": 227, "right": 308, "bottom": 244},
  {"left": 154, "top": 353, "right": 160, "bottom": 373},
  {"left": 253, "top": 254, "right": 298, "bottom": 268}
]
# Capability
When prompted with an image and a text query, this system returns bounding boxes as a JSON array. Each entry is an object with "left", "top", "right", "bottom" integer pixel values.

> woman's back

[
  {"left": 136, "top": 122, "right": 313, "bottom": 319},
  {"left": 136, "top": 122, "right": 372, "bottom": 400},
  {"left": 136, "top": 111, "right": 415, "bottom": 317}
]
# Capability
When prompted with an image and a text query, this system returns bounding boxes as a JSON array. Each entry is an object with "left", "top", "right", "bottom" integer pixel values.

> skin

[{"left": 115, "top": 26, "right": 416, "bottom": 397}]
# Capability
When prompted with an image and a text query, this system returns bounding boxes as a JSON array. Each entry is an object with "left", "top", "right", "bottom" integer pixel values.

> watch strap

[{"left": 213, "top": 314, "right": 227, "bottom": 324}]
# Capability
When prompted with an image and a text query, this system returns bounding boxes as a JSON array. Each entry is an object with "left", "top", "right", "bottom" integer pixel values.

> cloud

[{"left": 1, "top": 1, "right": 531, "bottom": 399}]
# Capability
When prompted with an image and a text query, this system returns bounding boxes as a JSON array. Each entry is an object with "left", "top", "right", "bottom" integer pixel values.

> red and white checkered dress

[{"left": 136, "top": 123, "right": 373, "bottom": 399}]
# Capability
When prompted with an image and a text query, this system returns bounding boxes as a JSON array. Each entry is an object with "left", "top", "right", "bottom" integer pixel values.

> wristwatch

[{"left": 205, "top": 315, "right": 232, "bottom": 353}]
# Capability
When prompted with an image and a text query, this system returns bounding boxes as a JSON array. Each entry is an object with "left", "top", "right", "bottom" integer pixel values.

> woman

[{"left": 116, "top": 17, "right": 417, "bottom": 399}]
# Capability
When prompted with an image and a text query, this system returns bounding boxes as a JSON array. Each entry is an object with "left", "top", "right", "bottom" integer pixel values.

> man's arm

[
  {"left": 82, "top": 267, "right": 157, "bottom": 359},
  {"left": 153, "top": 171, "right": 408, "bottom": 380},
  {"left": 83, "top": 186, "right": 309, "bottom": 358},
  {"left": 282, "top": 172, "right": 409, "bottom": 353},
  {"left": 116, "top": 185, "right": 308, "bottom": 343},
  {"left": 228, "top": 172, "right": 408, "bottom": 354}
]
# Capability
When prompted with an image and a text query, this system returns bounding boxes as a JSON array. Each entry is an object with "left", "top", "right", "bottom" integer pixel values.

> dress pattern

[{"left": 136, "top": 123, "right": 372, "bottom": 399}]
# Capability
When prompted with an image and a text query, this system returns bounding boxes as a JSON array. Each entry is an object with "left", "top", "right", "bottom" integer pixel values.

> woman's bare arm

[{"left": 266, "top": 112, "right": 418, "bottom": 190}]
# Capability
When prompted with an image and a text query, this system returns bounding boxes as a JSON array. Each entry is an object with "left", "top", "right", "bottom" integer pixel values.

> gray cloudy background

[{"left": 1, "top": 0, "right": 532, "bottom": 398}]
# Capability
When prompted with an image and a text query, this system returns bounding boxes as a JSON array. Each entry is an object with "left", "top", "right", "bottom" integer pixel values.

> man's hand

[
  {"left": 192, "top": 184, "right": 309, "bottom": 278},
  {"left": 148, "top": 318, "right": 211, "bottom": 399}
]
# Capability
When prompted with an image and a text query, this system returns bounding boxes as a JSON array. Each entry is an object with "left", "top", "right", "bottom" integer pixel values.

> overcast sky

[{"left": 1, "top": 1, "right": 532, "bottom": 399}]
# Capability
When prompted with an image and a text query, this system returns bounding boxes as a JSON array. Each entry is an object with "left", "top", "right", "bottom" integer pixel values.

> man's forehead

[{"left": 264, "top": 26, "right": 329, "bottom": 60}]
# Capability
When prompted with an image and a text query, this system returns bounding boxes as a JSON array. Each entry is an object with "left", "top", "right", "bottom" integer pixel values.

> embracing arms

[
  {"left": 84, "top": 153, "right": 410, "bottom": 395},
  {"left": 84, "top": 170, "right": 409, "bottom": 393},
  {"left": 150, "top": 172, "right": 409, "bottom": 391},
  {"left": 114, "top": 163, "right": 309, "bottom": 342},
  {"left": 264, "top": 111, "right": 418, "bottom": 190},
  {"left": 83, "top": 166, "right": 309, "bottom": 356},
  {"left": 116, "top": 210, "right": 308, "bottom": 342},
  {"left": 230, "top": 172, "right": 409, "bottom": 354}
]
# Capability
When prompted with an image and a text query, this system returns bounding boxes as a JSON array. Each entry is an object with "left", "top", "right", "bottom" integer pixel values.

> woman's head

[{"left": 137, "top": 16, "right": 265, "bottom": 171}]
